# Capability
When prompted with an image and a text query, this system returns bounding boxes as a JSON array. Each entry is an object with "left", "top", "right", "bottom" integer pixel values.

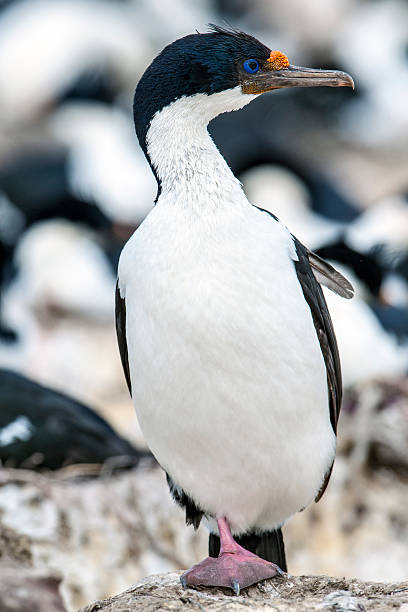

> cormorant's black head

[{"left": 134, "top": 25, "right": 354, "bottom": 155}]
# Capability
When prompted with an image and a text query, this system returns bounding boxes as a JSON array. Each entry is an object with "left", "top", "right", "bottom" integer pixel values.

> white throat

[{"left": 145, "top": 87, "right": 258, "bottom": 208}]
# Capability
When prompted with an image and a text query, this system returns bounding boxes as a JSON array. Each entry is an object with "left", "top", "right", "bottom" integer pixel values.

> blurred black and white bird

[
  {"left": 210, "top": 104, "right": 361, "bottom": 225},
  {"left": 0, "top": 0, "right": 151, "bottom": 124},
  {"left": 116, "top": 26, "right": 354, "bottom": 594},
  {"left": 0, "top": 142, "right": 142, "bottom": 343},
  {"left": 315, "top": 240, "right": 408, "bottom": 387},
  {"left": 0, "top": 369, "right": 150, "bottom": 472}
]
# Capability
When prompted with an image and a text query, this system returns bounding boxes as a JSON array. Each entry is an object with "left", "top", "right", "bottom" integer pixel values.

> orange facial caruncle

[{"left": 267, "top": 50, "right": 290, "bottom": 70}]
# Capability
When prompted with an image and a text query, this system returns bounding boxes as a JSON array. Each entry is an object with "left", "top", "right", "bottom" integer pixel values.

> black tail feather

[{"left": 209, "top": 527, "right": 287, "bottom": 572}]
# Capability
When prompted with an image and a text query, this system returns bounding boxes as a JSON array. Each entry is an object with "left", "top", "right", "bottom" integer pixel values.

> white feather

[{"left": 0, "top": 416, "right": 34, "bottom": 447}]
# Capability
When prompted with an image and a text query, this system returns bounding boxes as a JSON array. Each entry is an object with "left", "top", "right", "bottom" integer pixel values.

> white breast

[{"left": 118, "top": 199, "right": 335, "bottom": 535}]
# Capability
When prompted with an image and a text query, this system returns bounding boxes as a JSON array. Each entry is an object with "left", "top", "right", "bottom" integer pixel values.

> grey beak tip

[{"left": 342, "top": 73, "right": 355, "bottom": 90}]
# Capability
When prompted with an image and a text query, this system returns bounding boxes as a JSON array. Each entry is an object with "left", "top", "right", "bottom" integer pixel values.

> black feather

[
  {"left": 293, "top": 238, "right": 342, "bottom": 435},
  {"left": 316, "top": 239, "right": 382, "bottom": 297},
  {"left": 207, "top": 23, "right": 271, "bottom": 52},
  {"left": 255, "top": 207, "right": 342, "bottom": 501},
  {"left": 292, "top": 237, "right": 342, "bottom": 500},
  {"left": 166, "top": 473, "right": 204, "bottom": 530},
  {"left": 115, "top": 280, "right": 132, "bottom": 396}
]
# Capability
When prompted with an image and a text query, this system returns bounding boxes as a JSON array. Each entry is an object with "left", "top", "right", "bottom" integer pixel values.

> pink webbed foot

[
  {"left": 180, "top": 550, "right": 283, "bottom": 595},
  {"left": 180, "top": 518, "right": 285, "bottom": 595}
]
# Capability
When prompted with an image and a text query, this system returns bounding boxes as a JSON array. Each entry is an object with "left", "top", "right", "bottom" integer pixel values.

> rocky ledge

[{"left": 79, "top": 571, "right": 408, "bottom": 612}]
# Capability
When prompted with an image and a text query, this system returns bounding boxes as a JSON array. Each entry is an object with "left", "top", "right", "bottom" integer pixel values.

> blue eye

[{"left": 243, "top": 59, "right": 259, "bottom": 74}]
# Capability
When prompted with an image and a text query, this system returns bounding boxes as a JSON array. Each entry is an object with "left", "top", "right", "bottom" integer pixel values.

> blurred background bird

[{"left": 0, "top": 0, "right": 407, "bottom": 610}]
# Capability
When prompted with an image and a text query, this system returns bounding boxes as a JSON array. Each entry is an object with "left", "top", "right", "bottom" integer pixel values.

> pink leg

[{"left": 180, "top": 517, "right": 284, "bottom": 595}]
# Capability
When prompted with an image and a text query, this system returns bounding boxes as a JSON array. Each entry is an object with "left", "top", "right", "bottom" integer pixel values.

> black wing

[
  {"left": 292, "top": 237, "right": 343, "bottom": 501},
  {"left": 307, "top": 249, "right": 354, "bottom": 298},
  {"left": 292, "top": 238, "right": 342, "bottom": 433},
  {"left": 115, "top": 280, "right": 132, "bottom": 396},
  {"left": 254, "top": 208, "right": 354, "bottom": 299},
  {"left": 255, "top": 207, "right": 346, "bottom": 501}
]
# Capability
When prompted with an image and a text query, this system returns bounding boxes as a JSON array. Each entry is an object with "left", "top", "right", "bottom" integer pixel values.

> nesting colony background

[{"left": 0, "top": 0, "right": 407, "bottom": 610}]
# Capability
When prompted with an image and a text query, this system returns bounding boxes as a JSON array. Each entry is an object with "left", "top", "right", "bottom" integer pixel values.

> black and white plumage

[{"left": 116, "top": 26, "right": 354, "bottom": 591}]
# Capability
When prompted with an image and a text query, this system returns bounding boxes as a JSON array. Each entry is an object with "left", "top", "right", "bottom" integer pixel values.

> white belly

[{"left": 119, "top": 202, "right": 336, "bottom": 534}]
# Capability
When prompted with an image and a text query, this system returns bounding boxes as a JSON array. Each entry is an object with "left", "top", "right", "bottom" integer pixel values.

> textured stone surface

[
  {"left": 79, "top": 572, "right": 408, "bottom": 612},
  {"left": 0, "top": 521, "right": 67, "bottom": 612},
  {"left": 0, "top": 569, "right": 67, "bottom": 612},
  {"left": 0, "top": 464, "right": 207, "bottom": 611}
]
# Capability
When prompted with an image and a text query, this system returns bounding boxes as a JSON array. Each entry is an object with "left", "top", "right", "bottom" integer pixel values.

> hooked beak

[{"left": 241, "top": 65, "right": 354, "bottom": 94}]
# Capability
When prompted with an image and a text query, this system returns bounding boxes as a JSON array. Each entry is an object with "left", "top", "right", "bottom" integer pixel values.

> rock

[
  {"left": 78, "top": 572, "right": 408, "bottom": 612},
  {"left": 0, "top": 521, "right": 32, "bottom": 565},
  {"left": 0, "top": 463, "right": 207, "bottom": 610},
  {"left": 0, "top": 569, "right": 67, "bottom": 612},
  {"left": 0, "top": 521, "right": 67, "bottom": 611}
]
